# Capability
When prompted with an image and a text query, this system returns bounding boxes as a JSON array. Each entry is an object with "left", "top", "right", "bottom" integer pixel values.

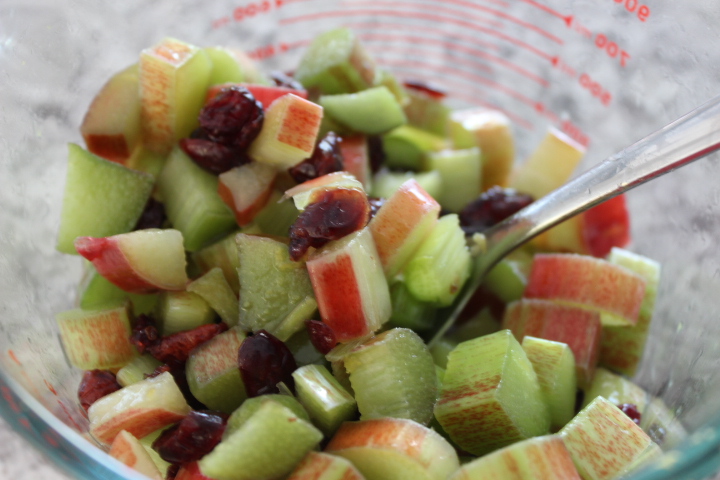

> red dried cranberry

[
  {"left": 305, "top": 320, "right": 338, "bottom": 355},
  {"left": 145, "top": 364, "right": 172, "bottom": 380},
  {"left": 180, "top": 138, "right": 250, "bottom": 175},
  {"left": 152, "top": 411, "right": 227, "bottom": 465},
  {"left": 368, "top": 197, "right": 386, "bottom": 219},
  {"left": 271, "top": 70, "right": 304, "bottom": 91},
  {"left": 198, "top": 86, "right": 264, "bottom": 149},
  {"left": 288, "top": 188, "right": 370, "bottom": 260},
  {"left": 457, "top": 286, "right": 505, "bottom": 324},
  {"left": 134, "top": 198, "right": 167, "bottom": 231},
  {"left": 618, "top": 403, "right": 642, "bottom": 425},
  {"left": 288, "top": 132, "right": 345, "bottom": 183},
  {"left": 148, "top": 323, "right": 229, "bottom": 367},
  {"left": 77, "top": 370, "right": 121, "bottom": 411},
  {"left": 366, "top": 136, "right": 385, "bottom": 173},
  {"left": 403, "top": 79, "right": 447, "bottom": 100},
  {"left": 166, "top": 464, "right": 180, "bottom": 480},
  {"left": 238, "top": 330, "right": 297, "bottom": 397},
  {"left": 459, "top": 186, "right": 534, "bottom": 234},
  {"left": 130, "top": 314, "right": 160, "bottom": 354}
]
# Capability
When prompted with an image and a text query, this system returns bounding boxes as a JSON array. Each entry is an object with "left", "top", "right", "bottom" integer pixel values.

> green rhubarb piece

[
  {"left": 424, "top": 148, "right": 481, "bottom": 212},
  {"left": 521, "top": 336, "right": 577, "bottom": 431},
  {"left": 600, "top": 247, "right": 660, "bottom": 376},
  {"left": 294, "top": 28, "right": 376, "bottom": 94},
  {"left": 126, "top": 144, "right": 166, "bottom": 180},
  {"left": 79, "top": 266, "right": 157, "bottom": 315},
  {"left": 382, "top": 125, "right": 447, "bottom": 171},
  {"left": 193, "top": 230, "right": 242, "bottom": 295},
  {"left": 320, "top": 86, "right": 407, "bottom": 135},
  {"left": 201, "top": 401, "right": 322, "bottom": 480},
  {"left": 186, "top": 327, "right": 247, "bottom": 413},
  {"left": 435, "top": 330, "right": 550, "bottom": 455},
  {"left": 293, "top": 364, "right": 358, "bottom": 436},
  {"left": 204, "top": 47, "right": 246, "bottom": 85},
  {"left": 404, "top": 214, "right": 471, "bottom": 307},
  {"left": 272, "top": 296, "right": 318, "bottom": 342},
  {"left": 449, "top": 435, "right": 581, "bottom": 480},
  {"left": 404, "top": 88, "right": 450, "bottom": 137},
  {"left": 116, "top": 354, "right": 163, "bottom": 387},
  {"left": 483, "top": 258, "right": 528, "bottom": 303},
  {"left": 331, "top": 361, "right": 354, "bottom": 397},
  {"left": 447, "top": 308, "right": 500, "bottom": 343},
  {"left": 224, "top": 395, "right": 311, "bottom": 439},
  {"left": 375, "top": 69, "right": 409, "bottom": 107},
  {"left": 371, "top": 169, "right": 443, "bottom": 201},
  {"left": 57, "top": 144, "right": 154, "bottom": 254},
  {"left": 139, "top": 428, "right": 173, "bottom": 474},
  {"left": 155, "top": 290, "right": 215, "bottom": 336},
  {"left": 287, "top": 452, "right": 364, "bottom": 480},
  {"left": 157, "top": 146, "right": 236, "bottom": 251},
  {"left": 187, "top": 267, "right": 239, "bottom": 327},
  {"left": 236, "top": 234, "right": 315, "bottom": 335},
  {"left": 344, "top": 328, "right": 437, "bottom": 425},
  {"left": 560, "top": 396, "right": 655, "bottom": 480},
  {"left": 252, "top": 190, "right": 300, "bottom": 237},
  {"left": 388, "top": 281, "right": 437, "bottom": 332},
  {"left": 430, "top": 338, "right": 457, "bottom": 370}
]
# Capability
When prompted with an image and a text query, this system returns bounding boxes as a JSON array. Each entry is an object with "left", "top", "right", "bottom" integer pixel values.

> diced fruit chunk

[
  {"left": 424, "top": 148, "right": 482, "bottom": 212},
  {"left": 198, "top": 400, "right": 322, "bottom": 480},
  {"left": 369, "top": 179, "right": 440, "bottom": 278},
  {"left": 502, "top": 299, "right": 602, "bottom": 388},
  {"left": 294, "top": 28, "right": 376, "bottom": 94},
  {"left": 157, "top": 147, "right": 236, "bottom": 252},
  {"left": 248, "top": 94, "right": 324, "bottom": 169},
  {"left": 218, "top": 162, "right": 277, "bottom": 226},
  {"left": 560, "top": 396, "right": 656, "bottom": 480},
  {"left": 139, "top": 38, "right": 212, "bottom": 155},
  {"left": 109, "top": 430, "right": 163, "bottom": 480},
  {"left": 75, "top": 229, "right": 188, "bottom": 294},
  {"left": 524, "top": 253, "right": 647, "bottom": 326},
  {"left": 57, "top": 144, "right": 154, "bottom": 254},
  {"left": 193, "top": 231, "right": 241, "bottom": 294},
  {"left": 339, "top": 135, "right": 373, "bottom": 190},
  {"left": 404, "top": 214, "right": 471, "bottom": 307},
  {"left": 371, "top": 169, "right": 443, "bottom": 201},
  {"left": 344, "top": 328, "right": 437, "bottom": 425},
  {"left": 449, "top": 435, "right": 580, "bottom": 480},
  {"left": 155, "top": 290, "right": 215, "bottom": 336},
  {"left": 224, "top": 395, "right": 310, "bottom": 440},
  {"left": 285, "top": 171, "right": 365, "bottom": 212},
  {"left": 292, "top": 364, "right": 357, "bottom": 436},
  {"left": 88, "top": 372, "right": 191, "bottom": 445},
  {"left": 382, "top": 125, "right": 447, "bottom": 171},
  {"left": 434, "top": 330, "right": 550, "bottom": 455},
  {"left": 307, "top": 227, "right": 391, "bottom": 342},
  {"left": 81, "top": 64, "right": 141, "bottom": 163},
  {"left": 287, "top": 452, "right": 364, "bottom": 480},
  {"left": 320, "top": 87, "right": 407, "bottom": 135},
  {"left": 79, "top": 267, "right": 158, "bottom": 315},
  {"left": 326, "top": 417, "right": 459, "bottom": 480},
  {"left": 115, "top": 355, "right": 162, "bottom": 387},
  {"left": 187, "top": 267, "right": 239, "bottom": 326},
  {"left": 57, "top": 304, "right": 135, "bottom": 370},
  {"left": 510, "top": 127, "right": 585, "bottom": 199}
]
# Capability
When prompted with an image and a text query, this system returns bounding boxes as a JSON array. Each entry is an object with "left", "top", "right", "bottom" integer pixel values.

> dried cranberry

[
  {"left": 306, "top": 320, "right": 338, "bottom": 355},
  {"left": 130, "top": 314, "right": 161, "bottom": 354},
  {"left": 148, "top": 323, "right": 229, "bottom": 367},
  {"left": 180, "top": 138, "right": 250, "bottom": 175},
  {"left": 271, "top": 70, "right": 304, "bottom": 91},
  {"left": 618, "top": 403, "right": 642, "bottom": 425},
  {"left": 403, "top": 79, "right": 447, "bottom": 100},
  {"left": 166, "top": 464, "right": 180, "bottom": 480},
  {"left": 238, "top": 330, "right": 297, "bottom": 397},
  {"left": 368, "top": 197, "right": 386, "bottom": 219},
  {"left": 152, "top": 411, "right": 227, "bottom": 465},
  {"left": 145, "top": 364, "right": 172, "bottom": 380},
  {"left": 457, "top": 286, "right": 505, "bottom": 323},
  {"left": 134, "top": 198, "right": 167, "bottom": 231},
  {"left": 288, "top": 188, "right": 370, "bottom": 260},
  {"left": 288, "top": 132, "right": 345, "bottom": 183},
  {"left": 77, "top": 370, "right": 121, "bottom": 411},
  {"left": 459, "top": 186, "right": 534, "bottom": 234},
  {"left": 198, "top": 86, "right": 264, "bottom": 149},
  {"left": 366, "top": 136, "right": 385, "bottom": 173}
]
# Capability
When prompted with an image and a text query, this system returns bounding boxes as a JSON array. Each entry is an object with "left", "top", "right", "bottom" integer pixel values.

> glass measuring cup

[{"left": 1, "top": 0, "right": 720, "bottom": 478}]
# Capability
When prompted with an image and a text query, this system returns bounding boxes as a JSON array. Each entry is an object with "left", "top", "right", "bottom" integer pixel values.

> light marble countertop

[{"left": 0, "top": 417, "right": 70, "bottom": 480}]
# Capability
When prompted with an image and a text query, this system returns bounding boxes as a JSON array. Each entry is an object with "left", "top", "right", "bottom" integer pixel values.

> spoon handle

[{"left": 429, "top": 95, "right": 720, "bottom": 345}]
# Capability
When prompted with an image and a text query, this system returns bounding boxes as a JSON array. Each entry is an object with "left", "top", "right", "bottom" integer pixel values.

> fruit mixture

[{"left": 55, "top": 29, "right": 685, "bottom": 480}]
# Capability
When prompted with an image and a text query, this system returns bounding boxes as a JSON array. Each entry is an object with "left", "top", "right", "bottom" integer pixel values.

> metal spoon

[{"left": 429, "top": 95, "right": 720, "bottom": 345}]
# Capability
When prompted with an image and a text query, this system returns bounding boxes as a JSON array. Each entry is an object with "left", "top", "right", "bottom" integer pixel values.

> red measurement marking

[
  {"left": 610, "top": 0, "right": 650, "bottom": 22},
  {"left": 561, "top": 119, "right": 591, "bottom": 148},
  {"left": 19, "top": 417, "right": 31, "bottom": 430},
  {"left": 361, "top": 33, "right": 549, "bottom": 86},
  {"left": 57, "top": 399, "right": 84, "bottom": 431},
  {"left": 7, "top": 350, "right": 21, "bottom": 366},
  {"left": 345, "top": 21, "right": 502, "bottom": 51},
  {"left": 211, "top": 0, "right": 285, "bottom": 29},
  {"left": 517, "top": 0, "right": 573, "bottom": 26},
  {"left": 281, "top": 10, "right": 558, "bottom": 63},
  {"left": 579, "top": 73, "right": 612, "bottom": 106},
  {"left": 43, "top": 431, "right": 60, "bottom": 448},
  {"left": 344, "top": 0, "right": 563, "bottom": 43},
  {"left": 246, "top": 40, "right": 310, "bottom": 61},
  {"left": 344, "top": 1, "right": 504, "bottom": 29},
  {"left": 44, "top": 379, "right": 58, "bottom": 396},
  {"left": 573, "top": 20, "right": 593, "bottom": 39},
  {"left": 474, "top": 0, "right": 511, "bottom": 7},
  {"left": 554, "top": 58, "right": 577, "bottom": 78},
  {"left": 595, "top": 33, "right": 630, "bottom": 67},
  {"left": 1, "top": 386, "right": 21, "bottom": 413}
]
